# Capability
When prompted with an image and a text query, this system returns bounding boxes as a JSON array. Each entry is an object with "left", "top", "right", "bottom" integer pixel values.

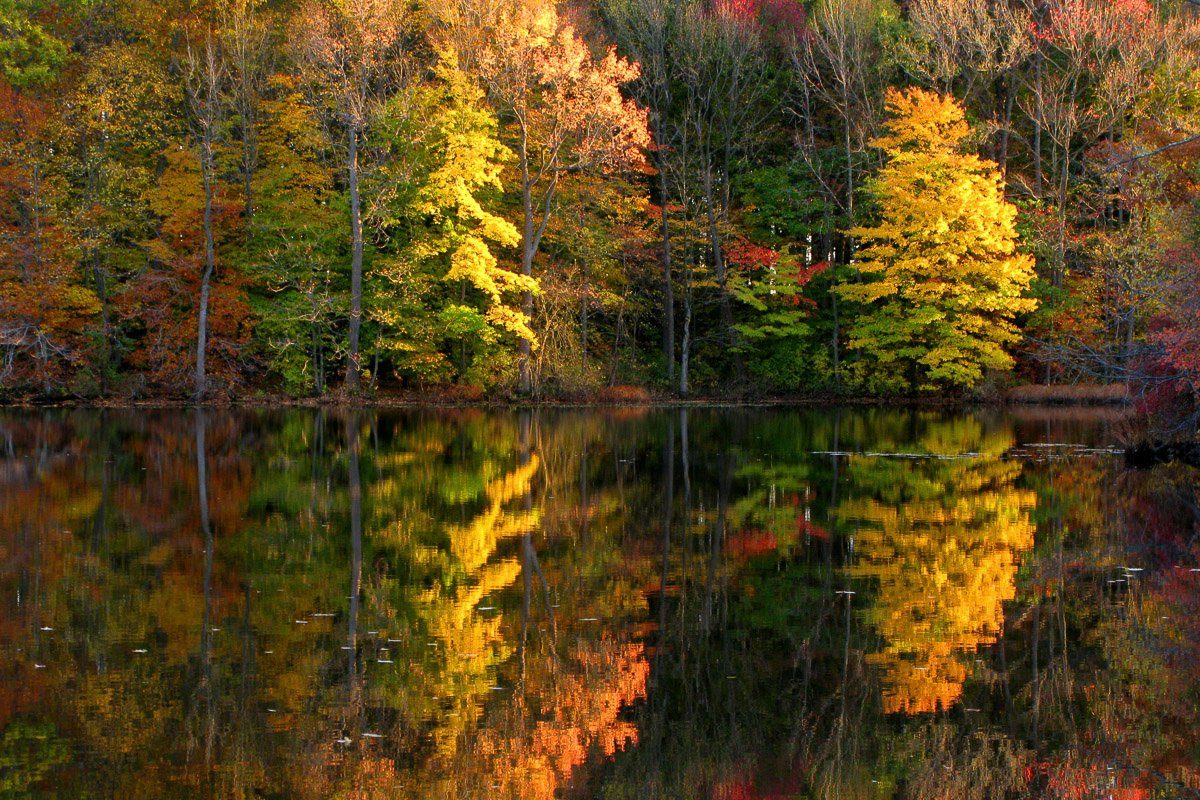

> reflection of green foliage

[
  {"left": 0, "top": 720, "right": 68, "bottom": 798},
  {"left": 734, "top": 560, "right": 830, "bottom": 634}
]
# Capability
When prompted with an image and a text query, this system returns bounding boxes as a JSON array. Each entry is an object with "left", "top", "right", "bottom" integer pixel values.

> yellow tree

[
  {"left": 372, "top": 51, "right": 535, "bottom": 384},
  {"left": 838, "top": 87, "right": 1036, "bottom": 393},
  {"left": 445, "top": 0, "right": 650, "bottom": 393}
]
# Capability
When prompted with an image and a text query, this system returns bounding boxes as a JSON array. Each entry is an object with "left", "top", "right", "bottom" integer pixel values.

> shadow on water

[{"left": 0, "top": 406, "right": 1197, "bottom": 799}]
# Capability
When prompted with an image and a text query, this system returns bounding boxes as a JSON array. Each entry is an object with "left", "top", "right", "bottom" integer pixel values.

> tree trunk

[
  {"left": 241, "top": 133, "right": 254, "bottom": 225},
  {"left": 345, "top": 124, "right": 364, "bottom": 392},
  {"left": 704, "top": 167, "right": 742, "bottom": 382},
  {"left": 679, "top": 276, "right": 692, "bottom": 397},
  {"left": 580, "top": 259, "right": 588, "bottom": 373},
  {"left": 998, "top": 76, "right": 1015, "bottom": 179},
  {"left": 195, "top": 126, "right": 216, "bottom": 401},
  {"left": 658, "top": 156, "right": 675, "bottom": 385},
  {"left": 518, "top": 139, "right": 536, "bottom": 395},
  {"left": 1033, "top": 51, "right": 1044, "bottom": 198}
]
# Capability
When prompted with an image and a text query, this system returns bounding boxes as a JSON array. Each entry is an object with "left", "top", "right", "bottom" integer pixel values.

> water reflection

[
  {"left": 0, "top": 407, "right": 1198, "bottom": 798},
  {"left": 839, "top": 415, "right": 1035, "bottom": 714}
]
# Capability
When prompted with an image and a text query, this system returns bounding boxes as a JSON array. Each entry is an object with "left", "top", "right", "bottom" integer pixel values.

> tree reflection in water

[{"left": 0, "top": 407, "right": 1197, "bottom": 799}]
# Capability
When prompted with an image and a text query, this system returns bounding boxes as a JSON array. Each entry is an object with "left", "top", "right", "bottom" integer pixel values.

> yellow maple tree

[{"left": 838, "top": 87, "right": 1037, "bottom": 393}]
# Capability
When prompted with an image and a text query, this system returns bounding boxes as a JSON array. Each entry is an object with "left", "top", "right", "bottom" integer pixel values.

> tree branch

[{"left": 1095, "top": 132, "right": 1200, "bottom": 173}]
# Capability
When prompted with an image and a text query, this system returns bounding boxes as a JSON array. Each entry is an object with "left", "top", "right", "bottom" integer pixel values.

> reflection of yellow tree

[
  {"left": 419, "top": 454, "right": 540, "bottom": 756},
  {"left": 841, "top": 417, "right": 1035, "bottom": 714},
  {"left": 367, "top": 444, "right": 543, "bottom": 760},
  {"left": 363, "top": 417, "right": 648, "bottom": 800}
]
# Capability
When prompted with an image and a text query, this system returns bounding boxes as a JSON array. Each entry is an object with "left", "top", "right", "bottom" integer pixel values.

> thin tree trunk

[
  {"left": 518, "top": 136, "right": 536, "bottom": 395},
  {"left": 1033, "top": 50, "right": 1044, "bottom": 198},
  {"left": 195, "top": 124, "right": 216, "bottom": 401},
  {"left": 580, "top": 258, "right": 588, "bottom": 373},
  {"left": 704, "top": 169, "right": 741, "bottom": 381},
  {"left": 998, "top": 76, "right": 1015, "bottom": 178},
  {"left": 85, "top": 143, "right": 111, "bottom": 394},
  {"left": 346, "top": 411, "right": 362, "bottom": 685},
  {"left": 679, "top": 274, "right": 692, "bottom": 397},
  {"left": 659, "top": 158, "right": 675, "bottom": 385},
  {"left": 345, "top": 125, "right": 364, "bottom": 392}
]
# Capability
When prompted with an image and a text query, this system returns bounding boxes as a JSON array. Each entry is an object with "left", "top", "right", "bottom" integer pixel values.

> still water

[{"left": 1, "top": 406, "right": 1197, "bottom": 799}]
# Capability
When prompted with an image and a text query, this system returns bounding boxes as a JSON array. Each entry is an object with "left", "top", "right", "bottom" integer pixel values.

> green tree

[
  {"left": 248, "top": 74, "right": 346, "bottom": 395},
  {"left": 837, "top": 87, "right": 1036, "bottom": 393}
]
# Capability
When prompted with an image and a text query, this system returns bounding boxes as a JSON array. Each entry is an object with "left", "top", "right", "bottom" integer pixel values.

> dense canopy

[{"left": 0, "top": 0, "right": 1199, "bottom": 409}]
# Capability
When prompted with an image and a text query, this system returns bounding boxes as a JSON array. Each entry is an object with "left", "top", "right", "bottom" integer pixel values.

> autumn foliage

[{"left": 0, "top": 0, "right": 1198, "bottom": 407}]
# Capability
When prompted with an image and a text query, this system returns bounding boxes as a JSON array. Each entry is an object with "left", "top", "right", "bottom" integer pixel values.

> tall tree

[
  {"left": 900, "top": 0, "right": 1032, "bottom": 174},
  {"left": 602, "top": 0, "right": 681, "bottom": 384},
  {"left": 183, "top": 30, "right": 228, "bottom": 399},
  {"left": 371, "top": 50, "right": 534, "bottom": 387},
  {"left": 297, "top": 0, "right": 407, "bottom": 392},
  {"left": 224, "top": 0, "right": 269, "bottom": 225},
  {"left": 838, "top": 88, "right": 1036, "bottom": 392},
  {"left": 248, "top": 73, "right": 345, "bottom": 395},
  {"left": 792, "top": 0, "right": 897, "bottom": 384}
]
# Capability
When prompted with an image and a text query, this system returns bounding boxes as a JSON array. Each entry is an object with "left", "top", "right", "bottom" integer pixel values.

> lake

[{"left": 1, "top": 406, "right": 1197, "bottom": 799}]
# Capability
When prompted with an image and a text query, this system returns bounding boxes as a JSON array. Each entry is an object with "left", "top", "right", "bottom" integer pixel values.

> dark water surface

[{"left": 2, "top": 406, "right": 1198, "bottom": 799}]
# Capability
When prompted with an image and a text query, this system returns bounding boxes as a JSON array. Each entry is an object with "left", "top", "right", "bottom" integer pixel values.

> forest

[{"left": 2, "top": 0, "right": 1200, "bottom": 405}]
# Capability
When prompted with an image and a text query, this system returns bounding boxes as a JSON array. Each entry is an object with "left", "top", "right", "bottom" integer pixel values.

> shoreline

[{"left": 0, "top": 392, "right": 1135, "bottom": 411}]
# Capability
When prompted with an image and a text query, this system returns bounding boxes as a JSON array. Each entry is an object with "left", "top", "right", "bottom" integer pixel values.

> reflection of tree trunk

[
  {"left": 1031, "top": 602, "right": 1041, "bottom": 749},
  {"left": 92, "top": 415, "right": 111, "bottom": 672},
  {"left": 345, "top": 412, "right": 362, "bottom": 703},
  {"left": 679, "top": 409, "right": 691, "bottom": 685},
  {"left": 657, "top": 415, "right": 675, "bottom": 683},
  {"left": 834, "top": 587, "right": 852, "bottom": 788},
  {"left": 999, "top": 635, "right": 1015, "bottom": 737},
  {"left": 702, "top": 427, "right": 727, "bottom": 634},
  {"left": 579, "top": 434, "right": 589, "bottom": 544},
  {"left": 196, "top": 410, "right": 215, "bottom": 768},
  {"left": 240, "top": 582, "right": 253, "bottom": 711},
  {"left": 518, "top": 411, "right": 533, "bottom": 687}
]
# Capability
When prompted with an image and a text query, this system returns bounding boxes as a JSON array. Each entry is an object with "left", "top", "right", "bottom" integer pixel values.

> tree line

[{"left": 2, "top": 0, "right": 1200, "bottom": 403}]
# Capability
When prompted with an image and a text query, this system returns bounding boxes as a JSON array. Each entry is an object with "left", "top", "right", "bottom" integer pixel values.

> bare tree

[
  {"left": 900, "top": 0, "right": 1032, "bottom": 173},
  {"left": 225, "top": 0, "right": 270, "bottom": 225},
  {"left": 676, "top": 1, "right": 776, "bottom": 383},
  {"left": 603, "top": 0, "right": 681, "bottom": 384},
  {"left": 792, "top": 0, "right": 892, "bottom": 385}
]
